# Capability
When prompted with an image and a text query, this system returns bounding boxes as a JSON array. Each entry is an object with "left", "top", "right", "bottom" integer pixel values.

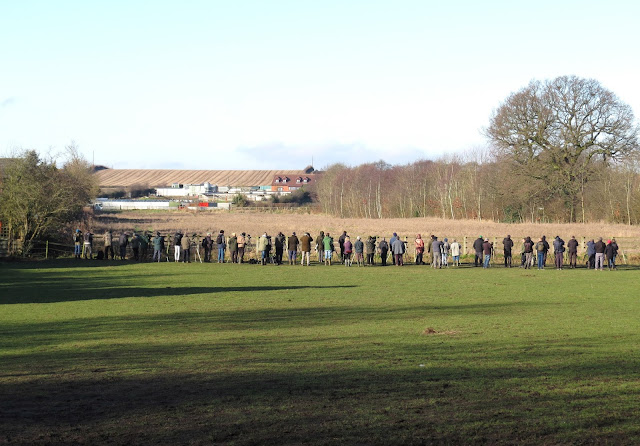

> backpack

[
  {"left": 536, "top": 241, "right": 545, "bottom": 252},
  {"left": 216, "top": 234, "right": 224, "bottom": 245}
]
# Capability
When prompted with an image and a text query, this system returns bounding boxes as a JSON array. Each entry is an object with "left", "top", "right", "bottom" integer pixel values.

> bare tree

[{"left": 486, "top": 75, "right": 640, "bottom": 221}]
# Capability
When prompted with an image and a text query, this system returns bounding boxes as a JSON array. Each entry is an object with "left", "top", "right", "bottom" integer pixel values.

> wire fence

[{"left": 4, "top": 234, "right": 638, "bottom": 265}]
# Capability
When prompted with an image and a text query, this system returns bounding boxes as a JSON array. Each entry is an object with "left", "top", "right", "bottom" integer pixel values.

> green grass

[{"left": 1, "top": 260, "right": 639, "bottom": 445}]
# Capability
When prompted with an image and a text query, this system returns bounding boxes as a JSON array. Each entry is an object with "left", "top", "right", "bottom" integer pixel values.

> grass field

[{"left": 2, "top": 260, "right": 640, "bottom": 445}]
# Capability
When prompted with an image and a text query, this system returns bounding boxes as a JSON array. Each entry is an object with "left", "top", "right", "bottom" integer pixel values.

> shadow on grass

[
  {"left": 0, "top": 285, "right": 357, "bottom": 305},
  {"left": 2, "top": 337, "right": 639, "bottom": 445}
]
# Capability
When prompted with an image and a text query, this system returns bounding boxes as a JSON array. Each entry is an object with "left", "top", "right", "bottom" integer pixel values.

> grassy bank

[{"left": 1, "top": 260, "right": 639, "bottom": 444}]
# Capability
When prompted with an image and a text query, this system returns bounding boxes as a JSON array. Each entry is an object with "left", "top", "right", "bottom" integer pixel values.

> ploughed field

[{"left": 1, "top": 260, "right": 639, "bottom": 445}]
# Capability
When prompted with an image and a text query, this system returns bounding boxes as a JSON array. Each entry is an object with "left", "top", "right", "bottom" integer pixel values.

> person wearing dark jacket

[
  {"left": 338, "top": 231, "right": 347, "bottom": 263},
  {"left": 503, "top": 235, "right": 514, "bottom": 268},
  {"left": 586, "top": 239, "right": 596, "bottom": 269},
  {"left": 153, "top": 232, "right": 164, "bottom": 262},
  {"left": 216, "top": 230, "right": 226, "bottom": 263},
  {"left": 274, "top": 232, "right": 285, "bottom": 265},
  {"left": 567, "top": 236, "right": 579, "bottom": 268},
  {"left": 174, "top": 231, "right": 183, "bottom": 262},
  {"left": 523, "top": 237, "right": 534, "bottom": 269},
  {"left": 594, "top": 237, "right": 606, "bottom": 270},
  {"left": 553, "top": 236, "right": 565, "bottom": 269},
  {"left": 605, "top": 239, "right": 618, "bottom": 270},
  {"left": 119, "top": 232, "right": 129, "bottom": 260},
  {"left": 287, "top": 232, "right": 299, "bottom": 265},
  {"left": 378, "top": 238, "right": 389, "bottom": 266},
  {"left": 203, "top": 233, "right": 213, "bottom": 262},
  {"left": 473, "top": 236, "right": 484, "bottom": 267},
  {"left": 315, "top": 231, "right": 325, "bottom": 263},
  {"left": 612, "top": 239, "right": 619, "bottom": 267},
  {"left": 299, "top": 232, "right": 313, "bottom": 266},
  {"left": 541, "top": 236, "right": 550, "bottom": 267}
]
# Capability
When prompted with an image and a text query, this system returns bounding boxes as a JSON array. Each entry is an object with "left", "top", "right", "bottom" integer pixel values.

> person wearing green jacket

[
  {"left": 152, "top": 232, "right": 164, "bottom": 262},
  {"left": 257, "top": 233, "right": 269, "bottom": 265},
  {"left": 322, "top": 233, "right": 334, "bottom": 265}
]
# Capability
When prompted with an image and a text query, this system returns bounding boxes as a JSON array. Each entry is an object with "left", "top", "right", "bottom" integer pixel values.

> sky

[{"left": 1, "top": 0, "right": 639, "bottom": 170}]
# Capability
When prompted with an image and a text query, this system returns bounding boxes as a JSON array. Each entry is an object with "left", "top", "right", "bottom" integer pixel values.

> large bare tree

[{"left": 486, "top": 75, "right": 639, "bottom": 221}]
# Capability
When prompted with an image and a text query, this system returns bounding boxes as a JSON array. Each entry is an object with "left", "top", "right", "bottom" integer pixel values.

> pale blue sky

[{"left": 1, "top": 0, "right": 639, "bottom": 169}]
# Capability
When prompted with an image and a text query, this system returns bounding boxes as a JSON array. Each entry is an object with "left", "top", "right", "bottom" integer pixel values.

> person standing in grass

[
  {"left": 605, "top": 240, "right": 617, "bottom": 270},
  {"left": 287, "top": 232, "right": 299, "bottom": 265},
  {"left": 181, "top": 232, "right": 191, "bottom": 263},
  {"left": 567, "top": 236, "right": 578, "bottom": 268},
  {"left": 73, "top": 229, "right": 83, "bottom": 259},
  {"left": 523, "top": 237, "right": 534, "bottom": 269},
  {"left": 83, "top": 230, "right": 93, "bottom": 259},
  {"left": 131, "top": 232, "right": 141, "bottom": 261},
  {"left": 365, "top": 236, "right": 376, "bottom": 266},
  {"left": 594, "top": 237, "right": 606, "bottom": 270},
  {"left": 378, "top": 237, "right": 389, "bottom": 266},
  {"left": 338, "top": 231, "right": 347, "bottom": 263},
  {"left": 237, "top": 232, "right": 246, "bottom": 263},
  {"left": 503, "top": 235, "right": 514, "bottom": 268},
  {"left": 553, "top": 236, "right": 565, "bottom": 270},
  {"left": 228, "top": 233, "right": 238, "bottom": 263},
  {"left": 450, "top": 239, "right": 461, "bottom": 266},
  {"left": 258, "top": 233, "right": 269, "bottom": 265},
  {"left": 119, "top": 232, "right": 129, "bottom": 260},
  {"left": 216, "top": 230, "right": 226, "bottom": 263},
  {"left": 274, "top": 232, "right": 285, "bottom": 265},
  {"left": 389, "top": 233, "right": 398, "bottom": 265},
  {"left": 392, "top": 235, "right": 405, "bottom": 266},
  {"left": 203, "top": 233, "right": 213, "bottom": 262},
  {"left": 540, "top": 235, "right": 549, "bottom": 267},
  {"left": 431, "top": 237, "right": 442, "bottom": 269},
  {"left": 611, "top": 238, "right": 619, "bottom": 268},
  {"left": 482, "top": 238, "right": 492, "bottom": 268},
  {"left": 152, "top": 231, "right": 164, "bottom": 262},
  {"left": 315, "top": 231, "right": 325, "bottom": 263},
  {"left": 104, "top": 229, "right": 114, "bottom": 260},
  {"left": 299, "top": 232, "right": 313, "bottom": 266},
  {"left": 414, "top": 234, "right": 425, "bottom": 265},
  {"left": 586, "top": 239, "right": 596, "bottom": 269},
  {"left": 354, "top": 236, "right": 364, "bottom": 267},
  {"left": 473, "top": 236, "right": 484, "bottom": 267},
  {"left": 343, "top": 236, "right": 353, "bottom": 266},
  {"left": 173, "top": 230, "right": 182, "bottom": 262},
  {"left": 323, "top": 232, "right": 333, "bottom": 265},
  {"left": 536, "top": 237, "right": 545, "bottom": 269},
  {"left": 442, "top": 238, "right": 450, "bottom": 267}
]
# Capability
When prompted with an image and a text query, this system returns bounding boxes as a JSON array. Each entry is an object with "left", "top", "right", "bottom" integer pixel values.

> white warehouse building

[{"left": 156, "top": 182, "right": 218, "bottom": 197}]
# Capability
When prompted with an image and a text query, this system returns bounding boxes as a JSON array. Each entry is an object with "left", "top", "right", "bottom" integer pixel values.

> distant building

[
  {"left": 156, "top": 182, "right": 217, "bottom": 197},
  {"left": 271, "top": 174, "right": 317, "bottom": 194}
]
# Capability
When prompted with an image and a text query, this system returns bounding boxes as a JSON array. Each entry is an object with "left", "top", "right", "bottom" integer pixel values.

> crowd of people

[{"left": 73, "top": 229, "right": 622, "bottom": 270}]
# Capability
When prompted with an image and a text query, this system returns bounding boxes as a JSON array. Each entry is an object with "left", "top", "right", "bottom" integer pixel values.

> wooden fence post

[{"left": 463, "top": 236, "right": 467, "bottom": 256}]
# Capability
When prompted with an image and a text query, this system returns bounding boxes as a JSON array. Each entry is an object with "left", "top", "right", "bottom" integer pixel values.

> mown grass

[{"left": 1, "top": 260, "right": 639, "bottom": 445}]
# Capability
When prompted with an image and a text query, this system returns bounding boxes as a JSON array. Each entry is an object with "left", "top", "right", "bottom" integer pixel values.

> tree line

[{"left": 315, "top": 76, "right": 640, "bottom": 223}]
